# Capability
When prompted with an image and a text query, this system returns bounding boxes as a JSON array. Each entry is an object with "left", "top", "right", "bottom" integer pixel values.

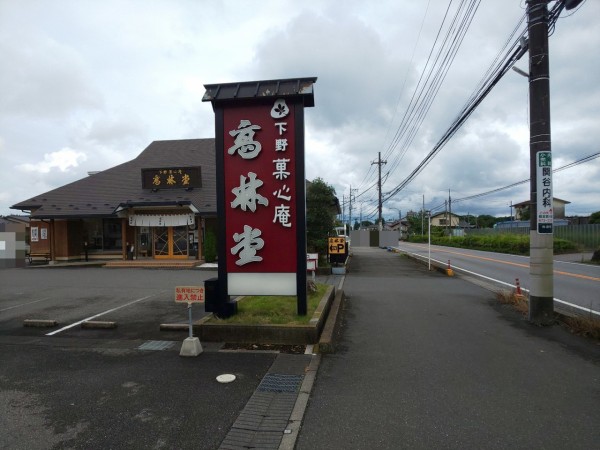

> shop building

[{"left": 11, "top": 138, "right": 217, "bottom": 263}]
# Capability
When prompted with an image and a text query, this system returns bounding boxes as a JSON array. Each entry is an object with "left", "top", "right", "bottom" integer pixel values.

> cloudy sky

[{"left": 1, "top": 0, "right": 598, "bottom": 221}]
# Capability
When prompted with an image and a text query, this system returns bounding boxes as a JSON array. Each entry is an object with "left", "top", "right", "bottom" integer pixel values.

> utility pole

[
  {"left": 342, "top": 194, "right": 346, "bottom": 228},
  {"left": 348, "top": 187, "right": 357, "bottom": 232},
  {"left": 445, "top": 199, "right": 448, "bottom": 234},
  {"left": 371, "top": 152, "right": 387, "bottom": 230},
  {"left": 421, "top": 195, "right": 424, "bottom": 235},
  {"left": 527, "top": 0, "right": 554, "bottom": 325},
  {"left": 448, "top": 188, "right": 452, "bottom": 235}
]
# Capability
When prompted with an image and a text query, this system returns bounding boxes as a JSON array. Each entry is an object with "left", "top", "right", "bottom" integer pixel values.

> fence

[{"left": 467, "top": 224, "right": 600, "bottom": 251}]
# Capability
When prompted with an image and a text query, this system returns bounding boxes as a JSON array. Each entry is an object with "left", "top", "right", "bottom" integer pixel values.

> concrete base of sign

[{"left": 179, "top": 337, "right": 203, "bottom": 357}]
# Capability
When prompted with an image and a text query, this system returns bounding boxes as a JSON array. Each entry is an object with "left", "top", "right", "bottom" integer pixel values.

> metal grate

[
  {"left": 138, "top": 340, "right": 176, "bottom": 351},
  {"left": 257, "top": 373, "right": 304, "bottom": 393}
]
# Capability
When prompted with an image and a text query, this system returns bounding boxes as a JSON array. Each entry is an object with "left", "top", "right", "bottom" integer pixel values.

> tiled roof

[
  {"left": 202, "top": 77, "right": 317, "bottom": 107},
  {"left": 11, "top": 139, "right": 216, "bottom": 218}
]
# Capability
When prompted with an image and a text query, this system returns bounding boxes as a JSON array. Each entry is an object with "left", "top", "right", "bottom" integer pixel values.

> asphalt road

[
  {"left": 297, "top": 247, "right": 600, "bottom": 450},
  {"left": 396, "top": 242, "right": 600, "bottom": 316}
]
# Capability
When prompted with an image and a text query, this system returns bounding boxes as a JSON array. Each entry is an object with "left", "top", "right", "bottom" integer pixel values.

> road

[{"left": 395, "top": 242, "right": 600, "bottom": 317}]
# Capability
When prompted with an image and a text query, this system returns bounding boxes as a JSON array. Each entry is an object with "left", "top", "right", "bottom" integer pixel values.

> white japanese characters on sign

[
  {"left": 224, "top": 98, "right": 297, "bottom": 273},
  {"left": 231, "top": 225, "right": 264, "bottom": 266},
  {"left": 231, "top": 172, "right": 269, "bottom": 212},
  {"left": 228, "top": 120, "right": 262, "bottom": 159},
  {"left": 536, "top": 151, "right": 553, "bottom": 234}
]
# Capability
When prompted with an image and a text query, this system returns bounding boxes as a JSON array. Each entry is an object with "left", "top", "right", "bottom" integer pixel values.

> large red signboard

[{"left": 223, "top": 101, "right": 297, "bottom": 274}]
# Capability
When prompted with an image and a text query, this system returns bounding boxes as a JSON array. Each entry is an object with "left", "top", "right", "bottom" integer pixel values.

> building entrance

[{"left": 153, "top": 226, "right": 188, "bottom": 259}]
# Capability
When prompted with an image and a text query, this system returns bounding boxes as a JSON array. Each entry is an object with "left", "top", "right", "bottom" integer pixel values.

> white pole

[{"left": 428, "top": 211, "right": 431, "bottom": 271}]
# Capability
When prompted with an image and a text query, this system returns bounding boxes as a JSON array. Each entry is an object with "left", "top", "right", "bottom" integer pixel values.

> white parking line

[
  {"left": 46, "top": 292, "right": 164, "bottom": 336},
  {"left": 0, "top": 297, "right": 51, "bottom": 312}
]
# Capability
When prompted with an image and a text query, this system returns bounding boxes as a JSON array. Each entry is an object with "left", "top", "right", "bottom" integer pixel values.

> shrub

[{"left": 204, "top": 230, "right": 217, "bottom": 263}]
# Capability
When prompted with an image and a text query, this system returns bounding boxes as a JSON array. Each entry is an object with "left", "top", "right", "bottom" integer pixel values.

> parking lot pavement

[
  {"left": 0, "top": 267, "right": 217, "bottom": 341},
  {"left": 0, "top": 267, "right": 272, "bottom": 448},
  {"left": 0, "top": 335, "right": 277, "bottom": 449},
  {"left": 0, "top": 266, "right": 342, "bottom": 448}
]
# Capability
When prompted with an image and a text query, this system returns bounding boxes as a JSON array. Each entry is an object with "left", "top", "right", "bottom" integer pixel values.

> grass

[
  {"left": 496, "top": 289, "right": 600, "bottom": 341},
  {"left": 212, "top": 283, "right": 329, "bottom": 325},
  {"left": 496, "top": 289, "right": 529, "bottom": 315},
  {"left": 409, "top": 233, "right": 579, "bottom": 256},
  {"left": 560, "top": 314, "right": 600, "bottom": 340}
]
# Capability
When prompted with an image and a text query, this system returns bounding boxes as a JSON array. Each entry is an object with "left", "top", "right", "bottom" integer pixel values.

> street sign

[
  {"left": 328, "top": 237, "right": 346, "bottom": 254},
  {"left": 536, "top": 151, "right": 553, "bottom": 234},
  {"left": 174, "top": 286, "right": 205, "bottom": 303}
]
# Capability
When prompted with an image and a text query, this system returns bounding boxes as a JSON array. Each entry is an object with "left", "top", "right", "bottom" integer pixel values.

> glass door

[
  {"left": 154, "top": 228, "right": 170, "bottom": 257},
  {"left": 154, "top": 227, "right": 189, "bottom": 259}
]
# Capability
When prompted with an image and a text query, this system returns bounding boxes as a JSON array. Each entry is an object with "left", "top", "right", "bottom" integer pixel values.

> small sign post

[{"left": 175, "top": 286, "right": 205, "bottom": 357}]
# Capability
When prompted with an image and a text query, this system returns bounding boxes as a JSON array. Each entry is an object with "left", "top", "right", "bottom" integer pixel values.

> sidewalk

[{"left": 296, "top": 247, "right": 600, "bottom": 450}]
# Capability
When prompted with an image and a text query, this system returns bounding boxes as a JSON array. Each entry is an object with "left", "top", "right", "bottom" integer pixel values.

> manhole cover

[
  {"left": 257, "top": 374, "right": 303, "bottom": 393},
  {"left": 216, "top": 374, "right": 236, "bottom": 384},
  {"left": 138, "top": 340, "right": 176, "bottom": 351}
]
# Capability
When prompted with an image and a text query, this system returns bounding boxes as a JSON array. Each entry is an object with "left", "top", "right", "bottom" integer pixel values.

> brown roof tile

[{"left": 11, "top": 139, "right": 216, "bottom": 218}]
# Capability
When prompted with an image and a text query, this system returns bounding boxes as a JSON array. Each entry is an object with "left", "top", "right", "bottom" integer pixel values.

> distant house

[
  {"left": 513, "top": 197, "right": 570, "bottom": 220},
  {"left": 430, "top": 212, "right": 461, "bottom": 228},
  {"left": 387, "top": 219, "right": 409, "bottom": 240}
]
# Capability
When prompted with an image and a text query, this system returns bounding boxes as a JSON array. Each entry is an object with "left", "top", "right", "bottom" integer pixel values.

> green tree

[
  {"left": 476, "top": 214, "right": 498, "bottom": 228},
  {"left": 203, "top": 230, "right": 217, "bottom": 263},
  {"left": 589, "top": 211, "right": 600, "bottom": 224},
  {"left": 306, "top": 178, "right": 338, "bottom": 254}
]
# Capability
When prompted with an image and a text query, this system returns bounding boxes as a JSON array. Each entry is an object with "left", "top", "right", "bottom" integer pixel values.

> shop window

[
  {"left": 102, "top": 219, "right": 122, "bottom": 250},
  {"left": 82, "top": 218, "right": 122, "bottom": 250}
]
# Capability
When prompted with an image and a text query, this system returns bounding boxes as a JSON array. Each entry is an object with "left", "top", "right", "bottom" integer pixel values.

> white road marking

[
  {"left": 397, "top": 248, "right": 600, "bottom": 317},
  {"left": 0, "top": 297, "right": 51, "bottom": 312},
  {"left": 46, "top": 292, "right": 164, "bottom": 336}
]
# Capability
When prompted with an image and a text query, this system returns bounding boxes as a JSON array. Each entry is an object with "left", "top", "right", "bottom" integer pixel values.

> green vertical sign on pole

[{"left": 536, "top": 151, "right": 553, "bottom": 234}]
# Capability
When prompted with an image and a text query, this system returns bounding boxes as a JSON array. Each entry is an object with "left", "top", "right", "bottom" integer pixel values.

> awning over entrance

[{"left": 128, "top": 213, "right": 194, "bottom": 227}]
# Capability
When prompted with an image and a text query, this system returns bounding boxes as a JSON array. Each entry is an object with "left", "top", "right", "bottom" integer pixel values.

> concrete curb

[
  {"left": 159, "top": 323, "right": 189, "bottom": 331},
  {"left": 315, "top": 288, "right": 345, "bottom": 353},
  {"left": 23, "top": 319, "right": 58, "bottom": 327},
  {"left": 81, "top": 321, "right": 117, "bottom": 329}
]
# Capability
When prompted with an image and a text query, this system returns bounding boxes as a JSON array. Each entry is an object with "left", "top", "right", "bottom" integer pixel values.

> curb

[
  {"left": 315, "top": 288, "right": 345, "bottom": 353},
  {"left": 23, "top": 319, "right": 58, "bottom": 328},
  {"left": 81, "top": 321, "right": 117, "bottom": 329}
]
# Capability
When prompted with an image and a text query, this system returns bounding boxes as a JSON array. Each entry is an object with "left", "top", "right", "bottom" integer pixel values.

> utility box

[{"left": 204, "top": 278, "right": 220, "bottom": 313}]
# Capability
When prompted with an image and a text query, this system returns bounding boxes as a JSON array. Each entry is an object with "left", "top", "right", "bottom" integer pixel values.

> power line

[
  {"left": 381, "top": 1, "right": 572, "bottom": 205},
  {"left": 448, "top": 151, "right": 600, "bottom": 206}
]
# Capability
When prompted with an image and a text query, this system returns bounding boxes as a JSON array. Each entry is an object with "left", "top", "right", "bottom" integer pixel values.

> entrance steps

[{"left": 105, "top": 259, "right": 201, "bottom": 269}]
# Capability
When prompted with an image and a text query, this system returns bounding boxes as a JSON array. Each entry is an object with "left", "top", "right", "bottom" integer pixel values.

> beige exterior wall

[{"left": 431, "top": 213, "right": 460, "bottom": 227}]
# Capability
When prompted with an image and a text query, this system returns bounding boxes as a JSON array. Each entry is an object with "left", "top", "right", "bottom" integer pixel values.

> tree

[
  {"left": 589, "top": 211, "right": 600, "bottom": 224},
  {"left": 306, "top": 178, "right": 338, "bottom": 254},
  {"left": 476, "top": 215, "right": 498, "bottom": 228}
]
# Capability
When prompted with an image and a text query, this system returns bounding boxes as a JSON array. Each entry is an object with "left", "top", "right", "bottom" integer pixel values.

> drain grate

[
  {"left": 138, "top": 340, "right": 176, "bottom": 351},
  {"left": 257, "top": 373, "right": 304, "bottom": 393}
]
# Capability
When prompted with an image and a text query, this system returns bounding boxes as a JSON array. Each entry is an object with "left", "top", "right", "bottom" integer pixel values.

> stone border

[{"left": 197, "top": 285, "right": 335, "bottom": 345}]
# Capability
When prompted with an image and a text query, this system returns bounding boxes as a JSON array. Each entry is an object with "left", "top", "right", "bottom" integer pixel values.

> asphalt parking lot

[
  {"left": 0, "top": 266, "right": 278, "bottom": 449},
  {"left": 0, "top": 266, "right": 216, "bottom": 341}
]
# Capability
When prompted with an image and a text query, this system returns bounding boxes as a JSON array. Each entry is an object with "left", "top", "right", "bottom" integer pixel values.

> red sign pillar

[{"left": 204, "top": 78, "right": 316, "bottom": 315}]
